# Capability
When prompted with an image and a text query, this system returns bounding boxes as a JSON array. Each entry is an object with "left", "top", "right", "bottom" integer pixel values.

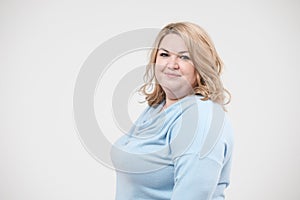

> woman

[{"left": 111, "top": 22, "right": 234, "bottom": 200}]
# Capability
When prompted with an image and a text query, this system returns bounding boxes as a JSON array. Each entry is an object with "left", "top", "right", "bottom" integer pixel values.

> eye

[
  {"left": 179, "top": 55, "right": 190, "bottom": 60},
  {"left": 159, "top": 52, "right": 169, "bottom": 57}
]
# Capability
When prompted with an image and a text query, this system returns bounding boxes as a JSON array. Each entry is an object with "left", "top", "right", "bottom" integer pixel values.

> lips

[{"left": 164, "top": 72, "right": 181, "bottom": 78}]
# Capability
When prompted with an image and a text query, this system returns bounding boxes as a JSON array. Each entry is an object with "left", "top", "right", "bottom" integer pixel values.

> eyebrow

[{"left": 159, "top": 48, "right": 189, "bottom": 54}]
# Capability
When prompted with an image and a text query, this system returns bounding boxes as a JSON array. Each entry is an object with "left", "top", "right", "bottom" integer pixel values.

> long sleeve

[
  {"left": 112, "top": 95, "right": 234, "bottom": 200},
  {"left": 171, "top": 154, "right": 224, "bottom": 200},
  {"left": 169, "top": 98, "right": 234, "bottom": 200},
  {"left": 170, "top": 134, "right": 233, "bottom": 200}
]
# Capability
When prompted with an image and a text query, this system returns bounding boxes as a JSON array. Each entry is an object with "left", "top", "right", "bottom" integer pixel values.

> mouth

[{"left": 164, "top": 72, "right": 181, "bottom": 78}]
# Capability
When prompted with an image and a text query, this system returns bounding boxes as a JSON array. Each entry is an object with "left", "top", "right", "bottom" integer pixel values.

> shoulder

[
  {"left": 180, "top": 94, "right": 215, "bottom": 114},
  {"left": 169, "top": 95, "right": 234, "bottom": 162},
  {"left": 171, "top": 95, "right": 217, "bottom": 131}
]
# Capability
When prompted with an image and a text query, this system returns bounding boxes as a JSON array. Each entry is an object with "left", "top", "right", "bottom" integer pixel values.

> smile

[{"left": 164, "top": 72, "right": 181, "bottom": 78}]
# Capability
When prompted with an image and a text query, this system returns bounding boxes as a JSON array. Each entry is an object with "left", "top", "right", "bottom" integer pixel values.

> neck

[{"left": 163, "top": 97, "right": 180, "bottom": 109}]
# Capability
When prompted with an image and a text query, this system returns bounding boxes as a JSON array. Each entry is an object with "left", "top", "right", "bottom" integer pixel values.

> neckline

[{"left": 158, "top": 94, "right": 200, "bottom": 113}]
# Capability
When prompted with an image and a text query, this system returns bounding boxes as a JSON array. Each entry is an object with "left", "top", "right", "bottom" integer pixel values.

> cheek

[
  {"left": 154, "top": 60, "right": 165, "bottom": 73},
  {"left": 182, "top": 66, "right": 197, "bottom": 85},
  {"left": 190, "top": 72, "right": 197, "bottom": 84},
  {"left": 154, "top": 64, "right": 163, "bottom": 79},
  {"left": 182, "top": 64, "right": 196, "bottom": 77},
  {"left": 155, "top": 57, "right": 165, "bottom": 67}
]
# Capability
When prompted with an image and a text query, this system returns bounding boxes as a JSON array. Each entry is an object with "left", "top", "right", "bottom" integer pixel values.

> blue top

[{"left": 111, "top": 95, "right": 234, "bottom": 200}]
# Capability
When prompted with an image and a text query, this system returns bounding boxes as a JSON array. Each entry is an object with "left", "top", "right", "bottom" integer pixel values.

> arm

[
  {"left": 171, "top": 154, "right": 225, "bottom": 200},
  {"left": 169, "top": 98, "right": 233, "bottom": 199}
]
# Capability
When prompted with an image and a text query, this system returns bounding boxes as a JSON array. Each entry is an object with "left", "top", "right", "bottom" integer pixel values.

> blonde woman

[{"left": 111, "top": 22, "right": 234, "bottom": 200}]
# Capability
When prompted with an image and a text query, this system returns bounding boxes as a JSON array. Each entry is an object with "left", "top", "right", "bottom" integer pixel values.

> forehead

[{"left": 159, "top": 33, "right": 188, "bottom": 53}]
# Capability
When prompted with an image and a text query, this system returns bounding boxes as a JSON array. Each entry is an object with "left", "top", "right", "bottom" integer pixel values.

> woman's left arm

[
  {"left": 171, "top": 153, "right": 231, "bottom": 200},
  {"left": 169, "top": 100, "right": 234, "bottom": 200}
]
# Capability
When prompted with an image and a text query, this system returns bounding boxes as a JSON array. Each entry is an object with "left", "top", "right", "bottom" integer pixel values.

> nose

[{"left": 166, "top": 56, "right": 179, "bottom": 70}]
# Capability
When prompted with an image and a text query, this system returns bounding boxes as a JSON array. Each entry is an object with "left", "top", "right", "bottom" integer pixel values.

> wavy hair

[{"left": 139, "top": 22, "right": 231, "bottom": 111}]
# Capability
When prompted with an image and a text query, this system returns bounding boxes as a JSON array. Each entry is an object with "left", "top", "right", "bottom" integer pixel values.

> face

[{"left": 155, "top": 33, "right": 197, "bottom": 100}]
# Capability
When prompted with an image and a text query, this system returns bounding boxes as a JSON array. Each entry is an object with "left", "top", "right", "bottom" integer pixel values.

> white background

[{"left": 1, "top": 0, "right": 300, "bottom": 199}]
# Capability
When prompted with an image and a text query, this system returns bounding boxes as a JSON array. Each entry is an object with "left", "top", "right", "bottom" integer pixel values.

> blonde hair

[{"left": 140, "top": 22, "right": 231, "bottom": 111}]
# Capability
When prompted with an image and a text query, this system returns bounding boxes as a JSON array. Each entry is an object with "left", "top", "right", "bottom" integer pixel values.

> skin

[{"left": 155, "top": 33, "right": 197, "bottom": 109}]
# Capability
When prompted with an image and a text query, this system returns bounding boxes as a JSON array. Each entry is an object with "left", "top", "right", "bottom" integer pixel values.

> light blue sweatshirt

[{"left": 111, "top": 95, "right": 234, "bottom": 200}]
